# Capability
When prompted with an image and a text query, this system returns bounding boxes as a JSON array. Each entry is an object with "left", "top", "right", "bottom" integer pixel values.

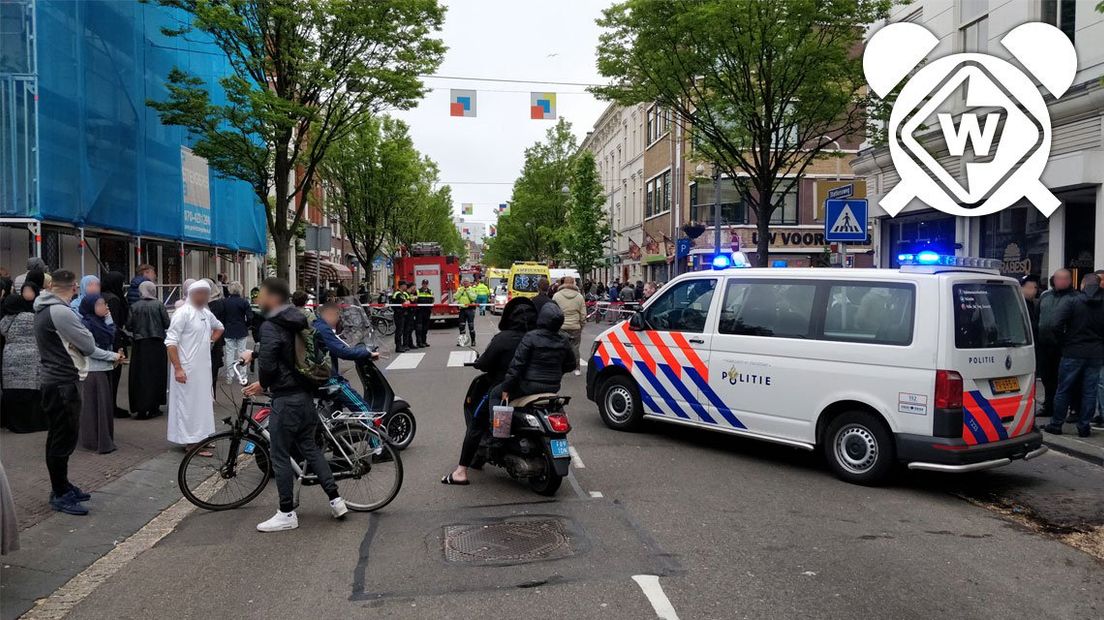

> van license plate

[
  {"left": 550, "top": 439, "right": 570, "bottom": 459},
  {"left": 990, "top": 377, "right": 1020, "bottom": 394}
]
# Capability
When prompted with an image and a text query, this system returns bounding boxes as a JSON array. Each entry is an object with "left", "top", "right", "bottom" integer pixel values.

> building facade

[
  {"left": 0, "top": 0, "right": 267, "bottom": 296},
  {"left": 853, "top": 0, "right": 1104, "bottom": 280}
]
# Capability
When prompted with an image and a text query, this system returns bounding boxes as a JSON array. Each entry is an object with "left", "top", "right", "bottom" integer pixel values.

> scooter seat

[{"left": 511, "top": 393, "right": 560, "bottom": 408}]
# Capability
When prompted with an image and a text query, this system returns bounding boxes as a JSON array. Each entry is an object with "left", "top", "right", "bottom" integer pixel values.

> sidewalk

[{"left": 1035, "top": 414, "right": 1104, "bottom": 467}]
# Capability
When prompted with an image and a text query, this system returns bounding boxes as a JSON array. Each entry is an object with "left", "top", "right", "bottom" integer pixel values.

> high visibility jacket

[
  {"left": 391, "top": 290, "right": 409, "bottom": 306},
  {"left": 472, "top": 283, "right": 491, "bottom": 299},
  {"left": 455, "top": 286, "right": 477, "bottom": 306},
  {"left": 416, "top": 287, "right": 435, "bottom": 305}
]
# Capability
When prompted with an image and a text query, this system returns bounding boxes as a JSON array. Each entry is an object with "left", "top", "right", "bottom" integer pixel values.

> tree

[
  {"left": 392, "top": 162, "right": 465, "bottom": 258},
  {"left": 319, "top": 116, "right": 421, "bottom": 290},
  {"left": 594, "top": 0, "right": 889, "bottom": 266},
  {"left": 483, "top": 119, "right": 577, "bottom": 266},
  {"left": 147, "top": 0, "right": 446, "bottom": 279},
  {"left": 563, "top": 151, "right": 610, "bottom": 280}
]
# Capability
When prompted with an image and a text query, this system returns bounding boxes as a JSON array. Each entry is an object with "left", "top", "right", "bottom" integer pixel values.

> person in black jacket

[
  {"left": 500, "top": 302, "right": 575, "bottom": 401},
  {"left": 242, "top": 278, "right": 347, "bottom": 532},
  {"left": 531, "top": 277, "right": 553, "bottom": 316},
  {"left": 1043, "top": 273, "right": 1104, "bottom": 438},
  {"left": 219, "top": 281, "right": 254, "bottom": 383},
  {"left": 99, "top": 271, "right": 130, "bottom": 419},
  {"left": 1038, "top": 269, "right": 1076, "bottom": 420},
  {"left": 443, "top": 297, "right": 536, "bottom": 485}
]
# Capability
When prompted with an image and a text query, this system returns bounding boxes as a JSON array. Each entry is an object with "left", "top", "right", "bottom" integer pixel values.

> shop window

[
  {"left": 979, "top": 204, "right": 1049, "bottom": 278},
  {"left": 768, "top": 188, "right": 799, "bottom": 225}
]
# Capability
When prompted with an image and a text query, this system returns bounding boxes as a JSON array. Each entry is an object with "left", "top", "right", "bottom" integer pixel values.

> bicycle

[
  {"left": 178, "top": 363, "right": 403, "bottom": 512},
  {"left": 368, "top": 305, "right": 396, "bottom": 337}
]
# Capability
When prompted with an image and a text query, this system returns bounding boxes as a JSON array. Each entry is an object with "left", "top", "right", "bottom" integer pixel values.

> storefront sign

[{"left": 181, "top": 146, "right": 212, "bottom": 240}]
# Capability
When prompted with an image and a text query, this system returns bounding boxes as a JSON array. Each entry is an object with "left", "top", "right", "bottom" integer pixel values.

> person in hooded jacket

[
  {"left": 99, "top": 271, "right": 130, "bottom": 419},
  {"left": 78, "top": 294, "right": 122, "bottom": 453},
  {"left": 500, "top": 302, "right": 576, "bottom": 402},
  {"left": 442, "top": 297, "right": 537, "bottom": 485},
  {"left": 1043, "top": 272, "right": 1104, "bottom": 438},
  {"left": 552, "top": 276, "right": 586, "bottom": 375}
]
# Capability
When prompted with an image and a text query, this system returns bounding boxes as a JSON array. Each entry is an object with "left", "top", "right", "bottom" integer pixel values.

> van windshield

[
  {"left": 952, "top": 283, "right": 1031, "bottom": 349},
  {"left": 512, "top": 273, "right": 541, "bottom": 293}
]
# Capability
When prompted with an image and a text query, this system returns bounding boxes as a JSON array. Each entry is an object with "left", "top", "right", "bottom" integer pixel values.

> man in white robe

[{"left": 165, "top": 279, "right": 224, "bottom": 449}]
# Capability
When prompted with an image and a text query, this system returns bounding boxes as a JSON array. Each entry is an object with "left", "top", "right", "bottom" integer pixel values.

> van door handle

[{"left": 688, "top": 338, "right": 705, "bottom": 344}]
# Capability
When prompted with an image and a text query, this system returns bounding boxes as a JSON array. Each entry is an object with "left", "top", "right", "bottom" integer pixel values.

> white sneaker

[
  {"left": 257, "top": 511, "right": 298, "bottom": 532},
  {"left": 329, "top": 497, "right": 349, "bottom": 519},
  {"left": 573, "top": 369, "right": 581, "bottom": 376}
]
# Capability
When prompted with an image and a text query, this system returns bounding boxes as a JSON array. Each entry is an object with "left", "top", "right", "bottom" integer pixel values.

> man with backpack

[{"left": 242, "top": 278, "right": 347, "bottom": 532}]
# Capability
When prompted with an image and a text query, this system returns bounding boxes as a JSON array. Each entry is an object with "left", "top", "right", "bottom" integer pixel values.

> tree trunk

[
  {"left": 755, "top": 196, "right": 772, "bottom": 268},
  {"left": 272, "top": 231, "right": 290, "bottom": 282}
]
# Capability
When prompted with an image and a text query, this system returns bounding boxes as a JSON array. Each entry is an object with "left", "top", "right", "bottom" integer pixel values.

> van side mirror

[{"left": 628, "top": 312, "right": 646, "bottom": 331}]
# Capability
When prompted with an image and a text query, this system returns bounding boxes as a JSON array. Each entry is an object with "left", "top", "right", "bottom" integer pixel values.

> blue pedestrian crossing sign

[{"left": 824, "top": 199, "right": 868, "bottom": 242}]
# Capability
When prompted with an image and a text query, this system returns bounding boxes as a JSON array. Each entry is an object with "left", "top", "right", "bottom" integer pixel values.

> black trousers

[
  {"left": 269, "top": 392, "right": 339, "bottom": 513},
  {"left": 393, "top": 308, "right": 406, "bottom": 348},
  {"left": 43, "top": 382, "right": 82, "bottom": 496},
  {"left": 458, "top": 383, "right": 503, "bottom": 467},
  {"left": 402, "top": 309, "right": 416, "bottom": 348},
  {"left": 1038, "top": 345, "right": 1061, "bottom": 418},
  {"left": 416, "top": 307, "right": 431, "bottom": 346}
]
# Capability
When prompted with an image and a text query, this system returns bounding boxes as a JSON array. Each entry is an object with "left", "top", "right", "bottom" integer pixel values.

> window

[
  {"left": 824, "top": 284, "right": 914, "bottom": 345},
  {"left": 1042, "top": 0, "right": 1076, "bottom": 43},
  {"left": 768, "top": 188, "right": 799, "bottom": 225},
  {"left": 642, "top": 278, "right": 716, "bottom": 333},
  {"left": 690, "top": 179, "right": 748, "bottom": 225},
  {"left": 646, "top": 105, "right": 670, "bottom": 145},
  {"left": 961, "top": 17, "right": 987, "bottom": 53},
  {"left": 645, "top": 178, "right": 655, "bottom": 217},
  {"left": 952, "top": 283, "right": 1031, "bottom": 348},
  {"left": 512, "top": 274, "right": 541, "bottom": 294},
  {"left": 646, "top": 171, "right": 671, "bottom": 218},
  {"left": 719, "top": 281, "right": 816, "bottom": 338}
]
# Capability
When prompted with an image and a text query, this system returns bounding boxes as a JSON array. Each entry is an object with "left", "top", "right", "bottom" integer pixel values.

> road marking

[
  {"left": 386, "top": 352, "right": 424, "bottom": 370},
  {"left": 579, "top": 358, "right": 588, "bottom": 367},
  {"left": 589, "top": 491, "right": 604, "bottom": 498},
  {"left": 568, "top": 446, "right": 585, "bottom": 468},
  {"left": 632, "top": 575, "right": 680, "bottom": 620},
  {"left": 447, "top": 350, "right": 477, "bottom": 367}
]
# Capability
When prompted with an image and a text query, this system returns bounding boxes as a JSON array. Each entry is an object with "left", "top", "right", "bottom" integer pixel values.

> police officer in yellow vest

[
  {"left": 455, "top": 278, "right": 478, "bottom": 347},
  {"left": 391, "top": 281, "right": 412, "bottom": 353},
  {"left": 415, "top": 279, "right": 434, "bottom": 348}
]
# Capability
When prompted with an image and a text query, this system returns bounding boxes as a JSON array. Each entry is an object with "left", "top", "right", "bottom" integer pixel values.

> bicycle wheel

[
  {"left": 374, "top": 317, "right": 396, "bottom": 336},
  {"left": 178, "top": 431, "right": 272, "bottom": 511},
  {"left": 327, "top": 424, "right": 403, "bottom": 512}
]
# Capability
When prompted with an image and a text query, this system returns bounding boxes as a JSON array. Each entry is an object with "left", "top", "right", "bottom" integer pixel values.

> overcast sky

[{"left": 392, "top": 0, "right": 612, "bottom": 228}]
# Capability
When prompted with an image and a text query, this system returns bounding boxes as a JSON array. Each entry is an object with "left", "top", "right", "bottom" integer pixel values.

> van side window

[
  {"left": 642, "top": 279, "right": 716, "bottom": 333},
  {"left": 719, "top": 281, "right": 816, "bottom": 338},
  {"left": 824, "top": 284, "right": 914, "bottom": 345}
]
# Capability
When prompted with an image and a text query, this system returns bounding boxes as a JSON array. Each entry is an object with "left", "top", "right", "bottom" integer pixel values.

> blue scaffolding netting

[{"left": 1, "top": 0, "right": 266, "bottom": 253}]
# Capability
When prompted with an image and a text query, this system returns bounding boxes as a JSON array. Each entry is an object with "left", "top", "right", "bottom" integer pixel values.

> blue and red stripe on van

[{"left": 961, "top": 389, "right": 1034, "bottom": 445}]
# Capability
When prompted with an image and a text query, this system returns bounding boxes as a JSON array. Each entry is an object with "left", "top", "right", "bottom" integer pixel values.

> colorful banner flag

[
  {"left": 498, "top": 203, "right": 508, "bottom": 213},
  {"left": 530, "top": 92, "right": 556, "bottom": 120},
  {"left": 461, "top": 203, "right": 473, "bottom": 215},
  {"left": 450, "top": 89, "right": 477, "bottom": 117}
]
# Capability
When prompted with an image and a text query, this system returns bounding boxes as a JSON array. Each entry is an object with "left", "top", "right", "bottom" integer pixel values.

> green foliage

[
  {"left": 563, "top": 151, "right": 611, "bottom": 279},
  {"left": 593, "top": 0, "right": 888, "bottom": 266},
  {"left": 146, "top": 0, "right": 445, "bottom": 279},
  {"left": 484, "top": 119, "right": 577, "bottom": 266}
]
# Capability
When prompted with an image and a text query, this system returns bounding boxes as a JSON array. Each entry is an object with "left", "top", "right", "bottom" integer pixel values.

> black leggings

[{"left": 458, "top": 383, "right": 501, "bottom": 467}]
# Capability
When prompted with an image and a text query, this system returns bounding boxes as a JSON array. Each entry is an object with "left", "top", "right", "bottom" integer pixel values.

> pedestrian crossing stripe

[
  {"left": 447, "top": 351, "right": 477, "bottom": 367},
  {"left": 385, "top": 353, "right": 425, "bottom": 371},
  {"left": 829, "top": 205, "right": 863, "bottom": 234}
]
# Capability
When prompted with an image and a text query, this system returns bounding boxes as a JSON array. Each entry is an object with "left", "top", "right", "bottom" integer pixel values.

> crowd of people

[{"left": 1023, "top": 268, "right": 1104, "bottom": 438}]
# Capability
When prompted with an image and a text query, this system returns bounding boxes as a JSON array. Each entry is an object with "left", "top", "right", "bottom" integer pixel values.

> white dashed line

[
  {"left": 579, "top": 358, "right": 588, "bottom": 367},
  {"left": 385, "top": 352, "right": 425, "bottom": 370},
  {"left": 589, "top": 491, "right": 604, "bottom": 498},
  {"left": 568, "top": 446, "right": 585, "bottom": 469},
  {"left": 447, "top": 350, "right": 477, "bottom": 367},
  {"left": 632, "top": 575, "right": 680, "bottom": 620}
]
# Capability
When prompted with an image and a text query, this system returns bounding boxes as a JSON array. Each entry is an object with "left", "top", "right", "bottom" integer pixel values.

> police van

[{"left": 585, "top": 253, "right": 1047, "bottom": 485}]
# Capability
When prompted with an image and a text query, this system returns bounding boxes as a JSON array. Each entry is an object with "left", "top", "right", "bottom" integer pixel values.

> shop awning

[{"left": 299, "top": 252, "right": 354, "bottom": 281}]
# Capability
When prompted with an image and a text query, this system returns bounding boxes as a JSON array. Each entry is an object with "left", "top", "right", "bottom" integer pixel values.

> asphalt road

[{"left": 56, "top": 313, "right": 1104, "bottom": 619}]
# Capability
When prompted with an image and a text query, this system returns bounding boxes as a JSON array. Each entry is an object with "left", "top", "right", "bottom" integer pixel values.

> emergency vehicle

[
  {"left": 486, "top": 267, "right": 510, "bottom": 314},
  {"left": 585, "top": 252, "right": 1046, "bottom": 485},
  {"left": 392, "top": 243, "right": 460, "bottom": 324},
  {"left": 508, "top": 261, "right": 550, "bottom": 299}
]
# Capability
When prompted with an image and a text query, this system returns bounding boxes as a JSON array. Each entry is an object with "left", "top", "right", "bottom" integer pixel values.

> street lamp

[{"left": 695, "top": 163, "right": 723, "bottom": 258}]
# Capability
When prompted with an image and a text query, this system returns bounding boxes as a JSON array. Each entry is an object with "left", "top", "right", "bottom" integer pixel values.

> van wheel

[
  {"left": 823, "top": 411, "right": 894, "bottom": 485},
  {"left": 598, "top": 375, "right": 643, "bottom": 431}
]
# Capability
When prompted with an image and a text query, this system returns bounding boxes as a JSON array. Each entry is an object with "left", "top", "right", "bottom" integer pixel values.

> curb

[{"left": 1041, "top": 433, "right": 1104, "bottom": 467}]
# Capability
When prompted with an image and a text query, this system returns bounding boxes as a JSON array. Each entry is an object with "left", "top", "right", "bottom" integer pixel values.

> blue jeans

[{"left": 1048, "top": 357, "right": 1102, "bottom": 434}]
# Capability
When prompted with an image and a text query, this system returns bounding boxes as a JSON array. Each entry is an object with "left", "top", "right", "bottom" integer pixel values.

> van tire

[
  {"left": 823, "top": 411, "right": 894, "bottom": 485},
  {"left": 598, "top": 375, "right": 643, "bottom": 431}
]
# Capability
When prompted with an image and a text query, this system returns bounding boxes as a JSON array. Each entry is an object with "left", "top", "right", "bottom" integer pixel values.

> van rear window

[
  {"left": 512, "top": 274, "right": 541, "bottom": 293},
  {"left": 952, "top": 283, "right": 1031, "bottom": 349}
]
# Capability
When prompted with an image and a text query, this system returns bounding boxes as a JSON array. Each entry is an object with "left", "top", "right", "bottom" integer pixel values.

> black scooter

[
  {"left": 463, "top": 365, "right": 572, "bottom": 496},
  {"left": 354, "top": 357, "right": 416, "bottom": 450}
]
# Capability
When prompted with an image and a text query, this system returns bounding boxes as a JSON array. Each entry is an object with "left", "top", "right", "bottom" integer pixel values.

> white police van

[{"left": 585, "top": 252, "right": 1047, "bottom": 485}]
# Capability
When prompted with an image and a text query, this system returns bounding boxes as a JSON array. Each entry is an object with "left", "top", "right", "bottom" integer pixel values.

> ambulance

[
  {"left": 508, "top": 261, "right": 551, "bottom": 299},
  {"left": 585, "top": 252, "right": 1047, "bottom": 485}
]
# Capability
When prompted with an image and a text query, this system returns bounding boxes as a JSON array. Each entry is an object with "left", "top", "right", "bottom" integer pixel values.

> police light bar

[
  {"left": 897, "top": 252, "right": 1003, "bottom": 271},
  {"left": 711, "top": 251, "right": 750, "bottom": 270}
]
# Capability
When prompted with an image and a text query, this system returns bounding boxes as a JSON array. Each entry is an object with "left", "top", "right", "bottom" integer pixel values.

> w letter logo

[{"left": 865, "top": 22, "right": 1077, "bottom": 218}]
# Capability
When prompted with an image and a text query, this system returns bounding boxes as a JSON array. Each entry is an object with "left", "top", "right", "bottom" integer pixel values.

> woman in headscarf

[
  {"left": 0, "top": 273, "right": 48, "bottom": 433},
  {"left": 204, "top": 278, "right": 226, "bottom": 390},
  {"left": 99, "top": 271, "right": 130, "bottom": 419},
  {"left": 70, "top": 275, "right": 102, "bottom": 315},
  {"left": 78, "top": 294, "right": 121, "bottom": 453},
  {"left": 174, "top": 279, "right": 196, "bottom": 310},
  {"left": 127, "top": 280, "right": 171, "bottom": 419}
]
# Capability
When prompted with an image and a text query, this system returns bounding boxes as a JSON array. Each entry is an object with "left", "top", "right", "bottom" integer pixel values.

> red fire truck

[{"left": 392, "top": 243, "right": 461, "bottom": 324}]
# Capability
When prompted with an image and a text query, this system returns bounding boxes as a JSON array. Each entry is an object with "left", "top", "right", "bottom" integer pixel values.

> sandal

[
  {"left": 197, "top": 449, "right": 215, "bottom": 458},
  {"left": 440, "top": 473, "right": 469, "bottom": 486}
]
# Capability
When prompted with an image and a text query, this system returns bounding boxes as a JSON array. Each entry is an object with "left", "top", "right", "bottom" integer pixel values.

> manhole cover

[{"left": 442, "top": 516, "right": 575, "bottom": 565}]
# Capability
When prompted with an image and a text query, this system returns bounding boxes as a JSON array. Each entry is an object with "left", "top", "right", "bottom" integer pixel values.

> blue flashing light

[
  {"left": 711, "top": 254, "right": 732, "bottom": 269},
  {"left": 897, "top": 252, "right": 1003, "bottom": 271},
  {"left": 916, "top": 250, "right": 940, "bottom": 265}
]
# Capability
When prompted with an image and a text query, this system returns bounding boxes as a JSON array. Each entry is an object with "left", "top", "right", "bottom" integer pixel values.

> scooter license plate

[{"left": 550, "top": 439, "right": 570, "bottom": 459}]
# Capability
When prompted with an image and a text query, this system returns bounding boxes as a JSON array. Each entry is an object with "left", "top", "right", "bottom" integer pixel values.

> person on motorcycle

[
  {"left": 313, "top": 302, "right": 378, "bottom": 413},
  {"left": 442, "top": 297, "right": 537, "bottom": 485},
  {"left": 499, "top": 302, "right": 576, "bottom": 403}
]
